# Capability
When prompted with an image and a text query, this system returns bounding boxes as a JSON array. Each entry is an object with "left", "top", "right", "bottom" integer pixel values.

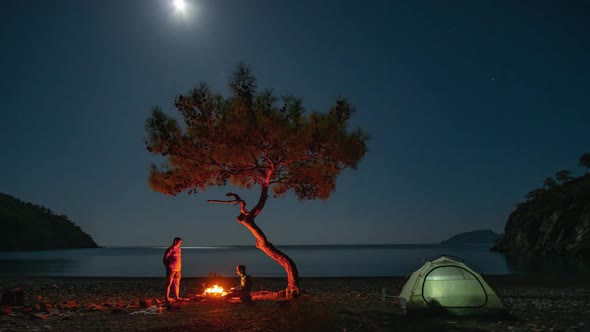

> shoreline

[
  {"left": 1, "top": 274, "right": 589, "bottom": 331},
  {"left": 2, "top": 272, "right": 590, "bottom": 283}
]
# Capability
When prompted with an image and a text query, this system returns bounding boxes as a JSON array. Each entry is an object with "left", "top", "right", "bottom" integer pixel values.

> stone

[
  {"left": 110, "top": 308, "right": 126, "bottom": 315},
  {"left": 1, "top": 306, "right": 12, "bottom": 315},
  {"left": 21, "top": 307, "right": 33, "bottom": 314},
  {"left": 30, "top": 313, "right": 47, "bottom": 320},
  {"left": 139, "top": 300, "right": 152, "bottom": 308}
]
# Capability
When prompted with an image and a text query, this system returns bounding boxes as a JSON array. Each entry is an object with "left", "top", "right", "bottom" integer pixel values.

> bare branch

[
  {"left": 225, "top": 192, "right": 243, "bottom": 201},
  {"left": 207, "top": 199, "right": 239, "bottom": 204},
  {"left": 210, "top": 192, "right": 249, "bottom": 215}
]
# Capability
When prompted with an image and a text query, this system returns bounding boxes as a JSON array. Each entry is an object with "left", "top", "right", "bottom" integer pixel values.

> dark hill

[
  {"left": 0, "top": 193, "right": 98, "bottom": 250},
  {"left": 441, "top": 229, "right": 502, "bottom": 244},
  {"left": 492, "top": 174, "right": 590, "bottom": 256}
]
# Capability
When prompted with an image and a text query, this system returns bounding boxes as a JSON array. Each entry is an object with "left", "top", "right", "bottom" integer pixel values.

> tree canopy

[
  {"left": 521, "top": 153, "right": 589, "bottom": 203},
  {"left": 555, "top": 169, "right": 572, "bottom": 184},
  {"left": 145, "top": 63, "right": 369, "bottom": 201},
  {"left": 543, "top": 177, "right": 557, "bottom": 189},
  {"left": 579, "top": 153, "right": 590, "bottom": 174}
]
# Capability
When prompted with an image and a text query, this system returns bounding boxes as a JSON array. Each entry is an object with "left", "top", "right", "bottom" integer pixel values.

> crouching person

[{"left": 227, "top": 265, "right": 252, "bottom": 302}]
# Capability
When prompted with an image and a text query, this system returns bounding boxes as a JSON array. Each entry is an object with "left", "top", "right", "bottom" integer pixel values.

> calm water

[{"left": 1, "top": 244, "right": 589, "bottom": 277}]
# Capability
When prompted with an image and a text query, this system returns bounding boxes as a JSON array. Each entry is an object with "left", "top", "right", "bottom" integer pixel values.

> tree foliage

[
  {"left": 579, "top": 153, "right": 590, "bottom": 174},
  {"left": 145, "top": 63, "right": 369, "bottom": 201},
  {"left": 526, "top": 188, "right": 545, "bottom": 201},
  {"left": 555, "top": 169, "right": 572, "bottom": 184},
  {"left": 521, "top": 153, "right": 589, "bottom": 206},
  {"left": 543, "top": 177, "right": 557, "bottom": 189}
]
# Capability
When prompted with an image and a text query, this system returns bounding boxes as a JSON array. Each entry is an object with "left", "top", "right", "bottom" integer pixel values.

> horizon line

[{"left": 101, "top": 242, "right": 495, "bottom": 248}]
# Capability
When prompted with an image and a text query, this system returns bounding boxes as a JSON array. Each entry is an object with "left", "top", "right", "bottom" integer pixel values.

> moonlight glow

[{"left": 173, "top": 0, "right": 186, "bottom": 12}]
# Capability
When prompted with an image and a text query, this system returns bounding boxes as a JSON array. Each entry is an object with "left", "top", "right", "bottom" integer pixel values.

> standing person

[
  {"left": 227, "top": 264, "right": 253, "bottom": 302},
  {"left": 163, "top": 237, "right": 182, "bottom": 303}
]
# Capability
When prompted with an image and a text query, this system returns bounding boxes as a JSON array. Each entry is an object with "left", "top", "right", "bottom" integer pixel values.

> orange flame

[{"left": 204, "top": 284, "right": 227, "bottom": 296}]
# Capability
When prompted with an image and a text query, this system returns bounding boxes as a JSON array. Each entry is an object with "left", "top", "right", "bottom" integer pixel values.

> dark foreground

[{"left": 1, "top": 275, "right": 589, "bottom": 331}]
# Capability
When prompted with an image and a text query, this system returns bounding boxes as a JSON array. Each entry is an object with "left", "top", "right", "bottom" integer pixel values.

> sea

[{"left": 1, "top": 244, "right": 589, "bottom": 278}]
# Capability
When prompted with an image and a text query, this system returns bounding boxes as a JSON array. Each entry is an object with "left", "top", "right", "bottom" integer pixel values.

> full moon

[{"left": 173, "top": 0, "right": 186, "bottom": 12}]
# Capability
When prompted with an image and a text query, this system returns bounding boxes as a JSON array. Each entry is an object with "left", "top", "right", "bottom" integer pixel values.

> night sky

[{"left": 1, "top": 0, "right": 589, "bottom": 247}]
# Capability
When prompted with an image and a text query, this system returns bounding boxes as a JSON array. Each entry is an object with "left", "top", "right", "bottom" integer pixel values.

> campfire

[{"left": 203, "top": 284, "right": 228, "bottom": 298}]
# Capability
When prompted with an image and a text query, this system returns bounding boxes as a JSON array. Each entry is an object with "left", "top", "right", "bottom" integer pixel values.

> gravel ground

[{"left": 1, "top": 275, "right": 589, "bottom": 331}]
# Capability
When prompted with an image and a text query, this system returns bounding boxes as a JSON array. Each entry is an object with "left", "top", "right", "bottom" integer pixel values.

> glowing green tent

[{"left": 398, "top": 256, "right": 505, "bottom": 315}]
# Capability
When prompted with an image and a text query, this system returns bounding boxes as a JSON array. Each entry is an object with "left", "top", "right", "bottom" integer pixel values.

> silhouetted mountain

[
  {"left": 0, "top": 193, "right": 98, "bottom": 250},
  {"left": 441, "top": 230, "right": 502, "bottom": 244},
  {"left": 492, "top": 174, "right": 590, "bottom": 256}
]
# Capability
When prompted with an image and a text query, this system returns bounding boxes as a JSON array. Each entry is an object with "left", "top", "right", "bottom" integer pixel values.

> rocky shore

[{"left": 1, "top": 275, "right": 589, "bottom": 331}]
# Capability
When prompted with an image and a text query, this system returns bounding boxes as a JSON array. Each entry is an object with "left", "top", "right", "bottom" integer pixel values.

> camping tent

[{"left": 398, "top": 256, "right": 505, "bottom": 315}]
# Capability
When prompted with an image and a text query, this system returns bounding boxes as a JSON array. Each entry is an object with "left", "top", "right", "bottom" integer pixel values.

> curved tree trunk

[
  {"left": 210, "top": 190, "right": 300, "bottom": 297},
  {"left": 239, "top": 216, "right": 300, "bottom": 296}
]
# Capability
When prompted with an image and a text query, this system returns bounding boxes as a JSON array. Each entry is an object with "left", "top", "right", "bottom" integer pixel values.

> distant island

[
  {"left": 440, "top": 229, "right": 502, "bottom": 245},
  {"left": 0, "top": 193, "right": 98, "bottom": 251}
]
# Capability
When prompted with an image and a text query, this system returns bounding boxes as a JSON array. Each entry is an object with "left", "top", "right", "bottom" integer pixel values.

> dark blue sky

[{"left": 1, "top": 0, "right": 589, "bottom": 246}]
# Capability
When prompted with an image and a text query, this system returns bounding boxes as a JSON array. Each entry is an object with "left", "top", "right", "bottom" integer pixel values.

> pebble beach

[{"left": 1, "top": 274, "right": 589, "bottom": 331}]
